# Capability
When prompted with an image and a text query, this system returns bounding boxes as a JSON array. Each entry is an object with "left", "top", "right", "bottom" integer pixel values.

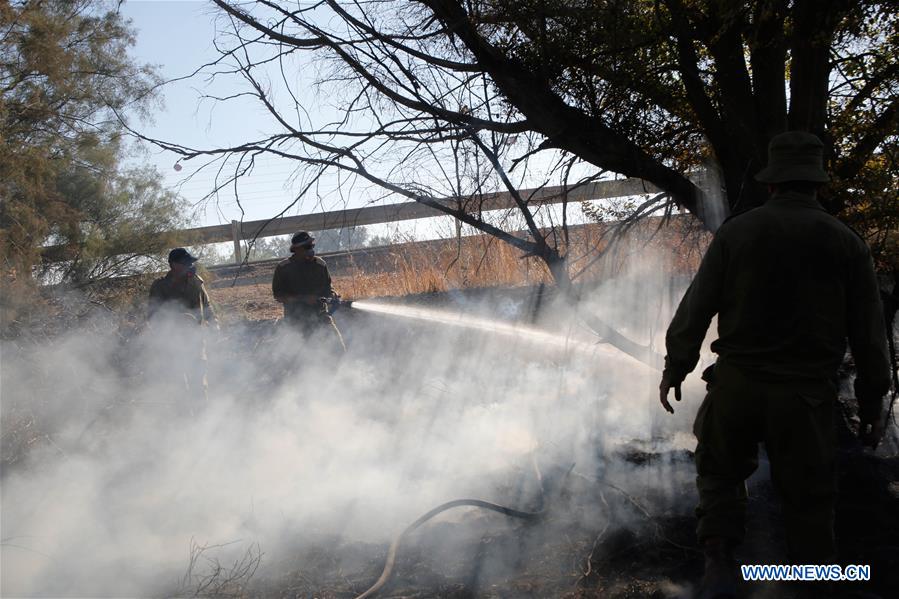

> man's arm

[
  {"left": 660, "top": 233, "right": 726, "bottom": 412},
  {"left": 147, "top": 280, "right": 163, "bottom": 319},
  {"left": 199, "top": 283, "right": 217, "bottom": 325},
  {"left": 323, "top": 263, "right": 336, "bottom": 298},
  {"left": 272, "top": 265, "right": 291, "bottom": 303},
  {"left": 846, "top": 246, "right": 891, "bottom": 447},
  {"left": 665, "top": 234, "right": 726, "bottom": 382}
]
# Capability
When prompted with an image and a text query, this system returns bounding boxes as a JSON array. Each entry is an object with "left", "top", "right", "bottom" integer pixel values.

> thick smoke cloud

[{"left": 1, "top": 256, "right": 702, "bottom": 597}]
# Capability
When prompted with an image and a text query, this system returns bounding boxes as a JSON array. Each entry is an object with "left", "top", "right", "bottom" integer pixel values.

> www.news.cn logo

[{"left": 741, "top": 564, "right": 871, "bottom": 582}]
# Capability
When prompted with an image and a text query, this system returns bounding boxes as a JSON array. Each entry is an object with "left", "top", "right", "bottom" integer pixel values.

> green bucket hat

[{"left": 755, "top": 131, "right": 830, "bottom": 184}]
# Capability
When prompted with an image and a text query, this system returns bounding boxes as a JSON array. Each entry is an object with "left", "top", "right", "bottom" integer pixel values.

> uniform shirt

[
  {"left": 271, "top": 255, "right": 335, "bottom": 318},
  {"left": 148, "top": 271, "right": 215, "bottom": 323},
  {"left": 664, "top": 191, "right": 890, "bottom": 409}
]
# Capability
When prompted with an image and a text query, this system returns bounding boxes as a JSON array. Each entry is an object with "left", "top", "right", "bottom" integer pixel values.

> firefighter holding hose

[
  {"left": 272, "top": 231, "right": 346, "bottom": 353},
  {"left": 659, "top": 132, "right": 890, "bottom": 598}
]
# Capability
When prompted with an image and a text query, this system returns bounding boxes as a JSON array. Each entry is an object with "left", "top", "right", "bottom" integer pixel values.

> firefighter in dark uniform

[
  {"left": 148, "top": 247, "right": 217, "bottom": 401},
  {"left": 659, "top": 132, "right": 890, "bottom": 598},
  {"left": 149, "top": 248, "right": 216, "bottom": 323},
  {"left": 272, "top": 231, "right": 346, "bottom": 353}
]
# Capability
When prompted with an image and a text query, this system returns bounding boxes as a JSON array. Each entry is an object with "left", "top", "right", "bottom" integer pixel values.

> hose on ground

[{"left": 353, "top": 498, "right": 544, "bottom": 599}]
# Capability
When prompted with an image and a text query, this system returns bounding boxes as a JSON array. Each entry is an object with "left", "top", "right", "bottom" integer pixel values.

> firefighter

[
  {"left": 148, "top": 248, "right": 216, "bottom": 324},
  {"left": 148, "top": 247, "right": 217, "bottom": 402},
  {"left": 659, "top": 131, "right": 890, "bottom": 597},
  {"left": 272, "top": 231, "right": 346, "bottom": 353}
]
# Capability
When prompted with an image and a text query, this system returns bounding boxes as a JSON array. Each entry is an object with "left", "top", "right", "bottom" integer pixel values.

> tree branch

[{"left": 420, "top": 0, "right": 703, "bottom": 224}]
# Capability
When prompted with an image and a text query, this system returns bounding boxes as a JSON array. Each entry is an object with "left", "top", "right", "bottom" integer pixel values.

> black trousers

[
  {"left": 693, "top": 361, "right": 837, "bottom": 563},
  {"left": 283, "top": 310, "right": 346, "bottom": 354}
]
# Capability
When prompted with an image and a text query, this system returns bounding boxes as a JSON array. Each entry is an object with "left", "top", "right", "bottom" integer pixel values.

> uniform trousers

[{"left": 694, "top": 360, "right": 837, "bottom": 563}]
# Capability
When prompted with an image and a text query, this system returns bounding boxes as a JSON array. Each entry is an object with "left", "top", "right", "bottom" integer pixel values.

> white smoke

[{"left": 1, "top": 249, "right": 704, "bottom": 597}]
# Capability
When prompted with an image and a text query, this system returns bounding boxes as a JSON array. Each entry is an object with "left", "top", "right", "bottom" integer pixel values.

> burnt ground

[
  {"left": 5, "top": 285, "right": 897, "bottom": 599},
  {"left": 174, "top": 420, "right": 899, "bottom": 599},
  {"left": 186, "top": 288, "right": 899, "bottom": 599}
]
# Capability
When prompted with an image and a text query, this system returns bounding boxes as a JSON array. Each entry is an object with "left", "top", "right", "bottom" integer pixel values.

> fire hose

[
  {"left": 354, "top": 458, "right": 563, "bottom": 599},
  {"left": 353, "top": 499, "right": 545, "bottom": 599}
]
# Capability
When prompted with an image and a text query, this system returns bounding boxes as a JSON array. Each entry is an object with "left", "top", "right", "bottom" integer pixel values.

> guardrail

[{"left": 43, "top": 178, "right": 661, "bottom": 265}]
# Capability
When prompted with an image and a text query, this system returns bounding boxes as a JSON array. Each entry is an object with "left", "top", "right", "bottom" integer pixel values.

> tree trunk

[{"left": 542, "top": 250, "right": 663, "bottom": 369}]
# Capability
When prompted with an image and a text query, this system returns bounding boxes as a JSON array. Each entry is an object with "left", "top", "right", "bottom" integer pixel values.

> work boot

[{"left": 696, "top": 537, "right": 738, "bottom": 599}]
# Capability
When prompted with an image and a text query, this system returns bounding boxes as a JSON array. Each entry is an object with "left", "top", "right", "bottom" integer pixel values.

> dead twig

[
  {"left": 571, "top": 470, "right": 697, "bottom": 554},
  {"left": 582, "top": 488, "right": 612, "bottom": 580},
  {"left": 180, "top": 538, "right": 263, "bottom": 598}
]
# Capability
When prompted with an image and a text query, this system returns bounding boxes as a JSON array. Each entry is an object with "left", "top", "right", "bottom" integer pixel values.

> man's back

[
  {"left": 665, "top": 190, "right": 889, "bottom": 392},
  {"left": 714, "top": 191, "right": 872, "bottom": 379}
]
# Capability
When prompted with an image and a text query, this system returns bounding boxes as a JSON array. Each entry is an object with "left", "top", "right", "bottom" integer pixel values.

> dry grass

[
  {"left": 0, "top": 219, "right": 708, "bottom": 326},
  {"left": 337, "top": 235, "right": 554, "bottom": 298},
  {"left": 209, "top": 220, "right": 709, "bottom": 321}
]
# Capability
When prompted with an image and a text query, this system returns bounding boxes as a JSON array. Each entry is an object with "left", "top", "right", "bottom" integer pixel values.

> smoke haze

[{"left": 1, "top": 253, "right": 705, "bottom": 597}]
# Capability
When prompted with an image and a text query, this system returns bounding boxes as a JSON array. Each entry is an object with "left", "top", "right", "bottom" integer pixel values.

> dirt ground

[{"left": 209, "top": 281, "right": 285, "bottom": 321}]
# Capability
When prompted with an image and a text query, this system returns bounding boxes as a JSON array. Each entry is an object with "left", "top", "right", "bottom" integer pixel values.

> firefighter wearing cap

[
  {"left": 659, "top": 131, "right": 890, "bottom": 597},
  {"left": 148, "top": 248, "right": 216, "bottom": 403},
  {"left": 149, "top": 248, "right": 216, "bottom": 324},
  {"left": 272, "top": 232, "right": 346, "bottom": 352}
]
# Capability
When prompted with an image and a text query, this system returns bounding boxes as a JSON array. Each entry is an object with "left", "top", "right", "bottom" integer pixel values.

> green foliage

[
  {"left": 0, "top": 1, "right": 186, "bottom": 331},
  {"left": 0, "top": 0, "right": 163, "bottom": 277},
  {"left": 314, "top": 227, "right": 372, "bottom": 253},
  {"left": 49, "top": 158, "right": 190, "bottom": 282},
  {"left": 826, "top": 3, "right": 899, "bottom": 269},
  {"left": 242, "top": 235, "right": 290, "bottom": 262},
  {"left": 485, "top": 0, "right": 697, "bottom": 166},
  {"left": 239, "top": 227, "right": 383, "bottom": 263}
]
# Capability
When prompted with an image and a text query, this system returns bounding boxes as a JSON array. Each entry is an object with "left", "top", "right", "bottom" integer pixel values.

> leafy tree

[
  {"left": 475, "top": 0, "right": 897, "bottom": 255},
  {"left": 47, "top": 152, "right": 190, "bottom": 283},
  {"left": 366, "top": 233, "right": 395, "bottom": 248},
  {"left": 242, "top": 235, "right": 290, "bottom": 261},
  {"left": 0, "top": 0, "right": 183, "bottom": 327},
  {"left": 314, "top": 226, "right": 371, "bottom": 253},
  {"left": 237, "top": 227, "right": 373, "bottom": 262}
]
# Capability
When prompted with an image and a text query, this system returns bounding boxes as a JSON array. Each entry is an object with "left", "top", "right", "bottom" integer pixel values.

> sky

[
  {"left": 117, "top": 1, "right": 623, "bottom": 252},
  {"left": 120, "top": 0, "right": 480, "bottom": 244},
  {"left": 122, "top": 0, "right": 321, "bottom": 226}
]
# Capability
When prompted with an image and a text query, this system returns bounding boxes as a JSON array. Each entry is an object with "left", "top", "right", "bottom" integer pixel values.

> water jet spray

[{"left": 351, "top": 300, "right": 655, "bottom": 370}]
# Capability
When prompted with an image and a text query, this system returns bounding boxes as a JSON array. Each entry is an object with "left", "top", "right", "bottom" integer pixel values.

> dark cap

[
  {"left": 168, "top": 247, "right": 199, "bottom": 264},
  {"left": 755, "top": 131, "right": 830, "bottom": 184},
  {"left": 291, "top": 231, "right": 315, "bottom": 247}
]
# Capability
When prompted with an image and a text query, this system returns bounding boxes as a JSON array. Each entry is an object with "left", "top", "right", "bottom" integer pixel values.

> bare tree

[
  {"left": 134, "top": 0, "right": 897, "bottom": 362},
  {"left": 144, "top": 3, "right": 613, "bottom": 284}
]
